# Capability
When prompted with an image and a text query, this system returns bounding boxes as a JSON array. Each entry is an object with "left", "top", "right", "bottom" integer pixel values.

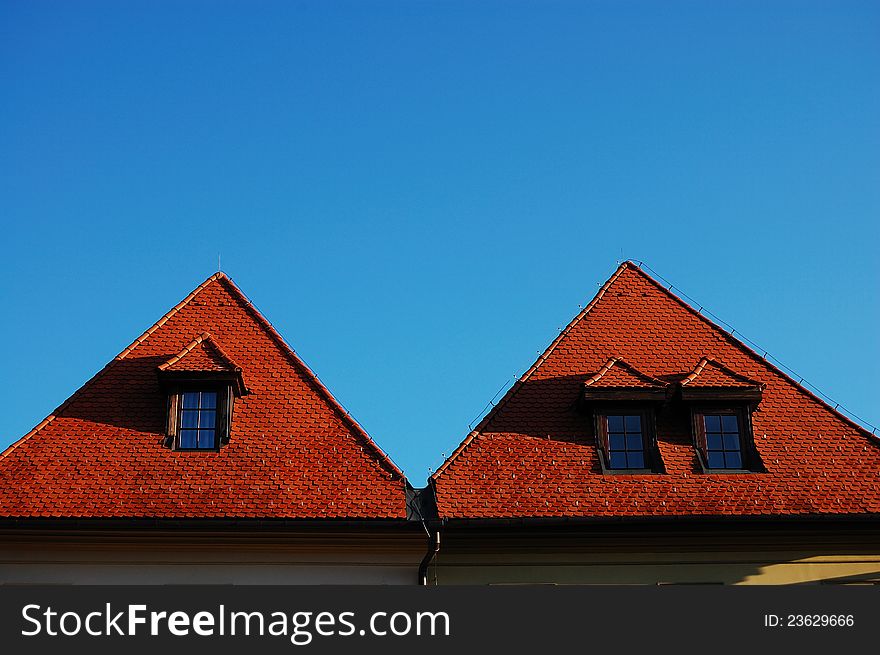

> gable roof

[
  {"left": 432, "top": 261, "right": 880, "bottom": 520},
  {"left": 0, "top": 273, "right": 405, "bottom": 519},
  {"left": 158, "top": 332, "right": 241, "bottom": 373}
]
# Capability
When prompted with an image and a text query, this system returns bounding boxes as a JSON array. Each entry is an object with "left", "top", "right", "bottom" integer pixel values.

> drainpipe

[{"left": 418, "top": 529, "right": 440, "bottom": 586}]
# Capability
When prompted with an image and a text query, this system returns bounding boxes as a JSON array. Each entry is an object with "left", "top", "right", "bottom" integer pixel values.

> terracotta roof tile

[
  {"left": 432, "top": 262, "right": 880, "bottom": 519},
  {"left": 0, "top": 273, "right": 405, "bottom": 519}
]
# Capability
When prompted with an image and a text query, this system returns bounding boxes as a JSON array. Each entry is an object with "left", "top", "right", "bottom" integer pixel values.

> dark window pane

[
  {"left": 198, "top": 430, "right": 216, "bottom": 449},
  {"left": 723, "top": 434, "right": 740, "bottom": 451},
  {"left": 707, "top": 451, "right": 725, "bottom": 468},
  {"left": 609, "top": 452, "right": 628, "bottom": 469},
  {"left": 627, "top": 452, "right": 645, "bottom": 468},
  {"left": 609, "top": 434, "right": 626, "bottom": 451},
  {"left": 199, "top": 410, "right": 216, "bottom": 429},
  {"left": 624, "top": 415, "right": 641, "bottom": 432},
  {"left": 706, "top": 434, "right": 723, "bottom": 450},
  {"left": 725, "top": 451, "right": 743, "bottom": 469},
  {"left": 703, "top": 415, "right": 721, "bottom": 432},
  {"left": 182, "top": 392, "right": 200, "bottom": 409},
  {"left": 181, "top": 410, "right": 199, "bottom": 428},
  {"left": 607, "top": 416, "right": 624, "bottom": 432},
  {"left": 626, "top": 434, "right": 643, "bottom": 450},
  {"left": 179, "top": 430, "right": 197, "bottom": 449},
  {"left": 721, "top": 415, "right": 739, "bottom": 432},
  {"left": 200, "top": 391, "right": 217, "bottom": 409}
]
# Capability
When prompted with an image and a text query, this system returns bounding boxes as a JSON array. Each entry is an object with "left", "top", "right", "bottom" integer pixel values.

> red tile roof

[
  {"left": 159, "top": 332, "right": 240, "bottom": 373},
  {"left": 0, "top": 273, "right": 405, "bottom": 519},
  {"left": 585, "top": 358, "right": 667, "bottom": 389},
  {"left": 682, "top": 357, "right": 762, "bottom": 389},
  {"left": 432, "top": 262, "right": 880, "bottom": 519}
]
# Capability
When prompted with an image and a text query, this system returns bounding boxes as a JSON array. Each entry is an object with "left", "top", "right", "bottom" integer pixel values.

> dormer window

[
  {"left": 584, "top": 359, "right": 669, "bottom": 474},
  {"left": 682, "top": 358, "right": 766, "bottom": 473},
  {"left": 156, "top": 333, "right": 248, "bottom": 452}
]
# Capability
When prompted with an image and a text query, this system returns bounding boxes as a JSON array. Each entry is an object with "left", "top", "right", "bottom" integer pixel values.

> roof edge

[
  {"left": 432, "top": 261, "right": 632, "bottom": 479},
  {"left": 0, "top": 272, "right": 226, "bottom": 465},
  {"left": 215, "top": 275, "right": 406, "bottom": 482},
  {"left": 624, "top": 263, "right": 877, "bottom": 442}
]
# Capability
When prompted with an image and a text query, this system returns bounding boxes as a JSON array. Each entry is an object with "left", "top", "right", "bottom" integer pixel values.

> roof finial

[{"left": 217, "top": 252, "right": 221, "bottom": 273}]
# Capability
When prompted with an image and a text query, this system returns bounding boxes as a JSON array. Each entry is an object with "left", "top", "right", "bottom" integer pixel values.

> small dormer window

[
  {"left": 691, "top": 407, "right": 764, "bottom": 472},
  {"left": 681, "top": 358, "right": 766, "bottom": 474},
  {"left": 156, "top": 333, "right": 248, "bottom": 452},
  {"left": 594, "top": 409, "right": 664, "bottom": 473},
  {"left": 583, "top": 358, "right": 669, "bottom": 474},
  {"left": 179, "top": 391, "right": 219, "bottom": 450}
]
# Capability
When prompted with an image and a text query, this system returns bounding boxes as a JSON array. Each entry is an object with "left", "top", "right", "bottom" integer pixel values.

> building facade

[
  {"left": 0, "top": 273, "right": 424, "bottom": 584},
  {"left": 426, "top": 262, "right": 880, "bottom": 585},
  {"left": 1, "top": 264, "right": 878, "bottom": 585}
]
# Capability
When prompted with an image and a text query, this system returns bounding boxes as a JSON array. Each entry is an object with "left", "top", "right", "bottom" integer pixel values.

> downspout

[{"left": 418, "top": 529, "right": 440, "bottom": 586}]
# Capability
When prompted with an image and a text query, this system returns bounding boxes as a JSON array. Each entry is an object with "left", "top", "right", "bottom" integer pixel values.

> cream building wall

[
  {"left": 428, "top": 525, "right": 880, "bottom": 585},
  {"left": 0, "top": 530, "right": 426, "bottom": 585}
]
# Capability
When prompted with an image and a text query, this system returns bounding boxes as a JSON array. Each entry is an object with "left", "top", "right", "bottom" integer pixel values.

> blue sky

[{"left": 1, "top": 1, "right": 877, "bottom": 484}]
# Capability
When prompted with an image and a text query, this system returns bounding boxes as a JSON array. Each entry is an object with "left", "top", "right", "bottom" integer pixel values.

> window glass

[
  {"left": 702, "top": 413, "right": 742, "bottom": 469},
  {"left": 179, "top": 430, "right": 198, "bottom": 449},
  {"left": 605, "top": 414, "right": 646, "bottom": 469},
  {"left": 178, "top": 390, "right": 218, "bottom": 449},
  {"left": 607, "top": 415, "right": 625, "bottom": 432},
  {"left": 609, "top": 434, "right": 626, "bottom": 451},
  {"left": 725, "top": 451, "right": 742, "bottom": 469},
  {"left": 627, "top": 451, "right": 645, "bottom": 468}
]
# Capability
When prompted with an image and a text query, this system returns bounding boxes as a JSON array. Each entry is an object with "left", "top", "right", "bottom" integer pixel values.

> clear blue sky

[{"left": 1, "top": 1, "right": 877, "bottom": 485}]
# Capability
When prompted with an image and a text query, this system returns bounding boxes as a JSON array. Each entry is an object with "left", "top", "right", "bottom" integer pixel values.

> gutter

[
  {"left": 406, "top": 483, "right": 442, "bottom": 585},
  {"left": 417, "top": 529, "right": 440, "bottom": 586}
]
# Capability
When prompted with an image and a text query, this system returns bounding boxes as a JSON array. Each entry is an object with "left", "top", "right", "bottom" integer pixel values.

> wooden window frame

[
  {"left": 594, "top": 407, "right": 664, "bottom": 474},
  {"left": 691, "top": 405, "right": 764, "bottom": 473},
  {"left": 165, "top": 383, "right": 234, "bottom": 452}
]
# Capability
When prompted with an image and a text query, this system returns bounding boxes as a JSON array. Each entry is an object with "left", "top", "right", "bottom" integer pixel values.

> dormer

[
  {"left": 156, "top": 333, "right": 248, "bottom": 451},
  {"left": 583, "top": 358, "right": 669, "bottom": 474},
  {"left": 681, "top": 357, "right": 766, "bottom": 473}
]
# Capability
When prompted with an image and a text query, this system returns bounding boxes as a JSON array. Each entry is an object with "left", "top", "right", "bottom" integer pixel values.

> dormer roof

[
  {"left": 583, "top": 358, "right": 668, "bottom": 401},
  {"left": 158, "top": 333, "right": 241, "bottom": 373}
]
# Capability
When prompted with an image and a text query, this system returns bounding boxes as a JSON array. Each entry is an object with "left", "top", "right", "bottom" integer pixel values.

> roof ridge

[
  {"left": 0, "top": 272, "right": 226, "bottom": 465},
  {"left": 215, "top": 275, "right": 405, "bottom": 481},
  {"left": 118, "top": 273, "right": 226, "bottom": 360},
  {"left": 432, "top": 261, "right": 632, "bottom": 479},
  {"left": 623, "top": 263, "right": 875, "bottom": 439}
]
